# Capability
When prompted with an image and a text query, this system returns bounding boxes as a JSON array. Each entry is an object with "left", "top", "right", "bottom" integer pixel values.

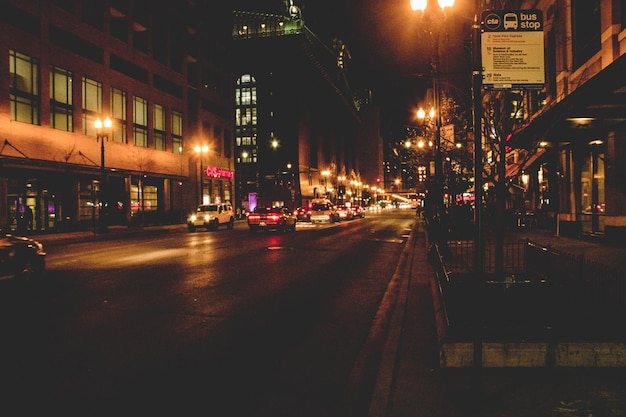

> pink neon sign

[{"left": 204, "top": 166, "right": 234, "bottom": 179}]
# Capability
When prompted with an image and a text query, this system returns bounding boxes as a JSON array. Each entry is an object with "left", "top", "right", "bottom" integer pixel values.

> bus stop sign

[{"left": 481, "top": 10, "right": 545, "bottom": 90}]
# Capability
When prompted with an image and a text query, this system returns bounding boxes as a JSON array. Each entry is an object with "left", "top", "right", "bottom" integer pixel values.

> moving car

[
  {"left": 187, "top": 203, "right": 235, "bottom": 232},
  {"left": 351, "top": 205, "right": 365, "bottom": 218},
  {"left": 295, "top": 207, "right": 311, "bottom": 222},
  {"left": 0, "top": 231, "right": 46, "bottom": 281},
  {"left": 309, "top": 199, "right": 339, "bottom": 223},
  {"left": 247, "top": 206, "right": 297, "bottom": 233},
  {"left": 336, "top": 205, "right": 354, "bottom": 221}
]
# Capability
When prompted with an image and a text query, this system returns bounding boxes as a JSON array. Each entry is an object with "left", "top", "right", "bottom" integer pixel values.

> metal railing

[{"left": 430, "top": 238, "right": 626, "bottom": 341}]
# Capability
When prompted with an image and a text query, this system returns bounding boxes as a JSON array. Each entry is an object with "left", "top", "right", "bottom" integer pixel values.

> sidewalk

[{"left": 368, "top": 221, "right": 626, "bottom": 417}]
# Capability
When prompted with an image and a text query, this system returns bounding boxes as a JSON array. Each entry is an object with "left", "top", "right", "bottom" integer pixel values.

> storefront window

[
  {"left": 580, "top": 142, "right": 605, "bottom": 233},
  {"left": 130, "top": 182, "right": 158, "bottom": 215},
  {"left": 79, "top": 180, "right": 99, "bottom": 226}
]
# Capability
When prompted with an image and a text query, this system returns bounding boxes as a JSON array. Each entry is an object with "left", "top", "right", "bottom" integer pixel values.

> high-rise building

[{"left": 232, "top": 4, "right": 377, "bottom": 211}]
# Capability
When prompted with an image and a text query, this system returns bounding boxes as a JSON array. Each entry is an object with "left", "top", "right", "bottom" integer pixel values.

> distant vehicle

[
  {"left": 351, "top": 205, "right": 365, "bottom": 218},
  {"left": 295, "top": 207, "right": 311, "bottom": 222},
  {"left": 309, "top": 199, "right": 339, "bottom": 223},
  {"left": 408, "top": 193, "right": 420, "bottom": 209},
  {"left": 0, "top": 231, "right": 46, "bottom": 281},
  {"left": 247, "top": 206, "right": 297, "bottom": 233},
  {"left": 187, "top": 203, "right": 235, "bottom": 232},
  {"left": 336, "top": 205, "right": 354, "bottom": 221},
  {"left": 503, "top": 13, "right": 518, "bottom": 30}
]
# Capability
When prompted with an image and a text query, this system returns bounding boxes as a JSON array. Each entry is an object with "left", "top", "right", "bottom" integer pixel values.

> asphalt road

[{"left": 0, "top": 210, "right": 413, "bottom": 417}]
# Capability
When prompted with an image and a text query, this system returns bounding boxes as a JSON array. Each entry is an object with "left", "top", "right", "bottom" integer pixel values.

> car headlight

[
  {"left": 203, "top": 214, "right": 211, "bottom": 221},
  {"left": 190, "top": 214, "right": 197, "bottom": 222}
]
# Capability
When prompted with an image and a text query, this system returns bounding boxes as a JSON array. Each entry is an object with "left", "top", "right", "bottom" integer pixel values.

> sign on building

[{"left": 481, "top": 9, "right": 545, "bottom": 90}]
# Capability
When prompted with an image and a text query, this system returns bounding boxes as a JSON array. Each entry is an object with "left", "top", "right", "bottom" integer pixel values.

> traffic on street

[{"left": 0, "top": 208, "right": 412, "bottom": 417}]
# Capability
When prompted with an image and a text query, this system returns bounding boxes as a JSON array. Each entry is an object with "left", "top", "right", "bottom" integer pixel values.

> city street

[{"left": 0, "top": 210, "right": 411, "bottom": 417}]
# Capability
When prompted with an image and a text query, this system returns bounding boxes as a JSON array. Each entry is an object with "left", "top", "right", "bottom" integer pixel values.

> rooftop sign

[{"left": 481, "top": 10, "right": 545, "bottom": 90}]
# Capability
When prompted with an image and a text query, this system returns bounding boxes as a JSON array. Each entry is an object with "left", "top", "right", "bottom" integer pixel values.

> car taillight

[
  {"left": 249, "top": 214, "right": 260, "bottom": 221},
  {"left": 268, "top": 214, "right": 280, "bottom": 221}
]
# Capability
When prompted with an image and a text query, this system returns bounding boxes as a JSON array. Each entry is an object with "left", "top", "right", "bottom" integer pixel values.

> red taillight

[
  {"left": 267, "top": 214, "right": 280, "bottom": 221},
  {"left": 249, "top": 214, "right": 260, "bottom": 221}
]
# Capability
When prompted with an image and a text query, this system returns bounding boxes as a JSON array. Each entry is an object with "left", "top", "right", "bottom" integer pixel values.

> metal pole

[
  {"left": 471, "top": 0, "right": 484, "bottom": 370},
  {"left": 99, "top": 133, "right": 108, "bottom": 233}
]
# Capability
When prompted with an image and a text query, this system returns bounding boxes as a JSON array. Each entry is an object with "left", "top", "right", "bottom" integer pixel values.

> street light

[
  {"left": 412, "top": 0, "right": 486, "bottom": 373},
  {"left": 411, "top": 0, "right": 454, "bottom": 239},
  {"left": 94, "top": 116, "right": 112, "bottom": 233},
  {"left": 194, "top": 144, "right": 209, "bottom": 205}
]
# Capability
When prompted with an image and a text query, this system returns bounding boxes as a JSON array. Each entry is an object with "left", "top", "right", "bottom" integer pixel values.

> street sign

[
  {"left": 440, "top": 124, "right": 455, "bottom": 150},
  {"left": 481, "top": 9, "right": 545, "bottom": 90}
]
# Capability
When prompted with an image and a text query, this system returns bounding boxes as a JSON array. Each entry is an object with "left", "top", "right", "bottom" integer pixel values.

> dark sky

[{"left": 231, "top": 0, "right": 475, "bottom": 131}]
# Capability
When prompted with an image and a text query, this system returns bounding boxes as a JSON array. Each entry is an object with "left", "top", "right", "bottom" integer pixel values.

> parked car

[
  {"left": 309, "top": 199, "right": 339, "bottom": 223},
  {"left": 0, "top": 231, "right": 46, "bottom": 281},
  {"left": 295, "top": 207, "right": 311, "bottom": 222},
  {"left": 336, "top": 205, "right": 354, "bottom": 221},
  {"left": 247, "top": 206, "right": 297, "bottom": 233},
  {"left": 351, "top": 205, "right": 365, "bottom": 218},
  {"left": 187, "top": 203, "right": 235, "bottom": 232}
]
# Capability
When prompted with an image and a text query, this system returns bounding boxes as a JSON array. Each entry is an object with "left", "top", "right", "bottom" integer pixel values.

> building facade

[
  {"left": 504, "top": 0, "right": 626, "bottom": 242},
  {"left": 232, "top": 6, "right": 370, "bottom": 212},
  {"left": 0, "top": 0, "right": 234, "bottom": 233}
]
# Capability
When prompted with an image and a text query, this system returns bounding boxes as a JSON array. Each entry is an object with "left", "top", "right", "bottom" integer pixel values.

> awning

[
  {"left": 501, "top": 148, "right": 547, "bottom": 181},
  {"left": 521, "top": 148, "right": 546, "bottom": 171},
  {"left": 509, "top": 53, "right": 626, "bottom": 148},
  {"left": 505, "top": 162, "right": 522, "bottom": 179}
]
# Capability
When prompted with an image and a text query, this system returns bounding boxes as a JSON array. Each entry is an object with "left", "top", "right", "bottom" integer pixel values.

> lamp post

[
  {"left": 194, "top": 144, "right": 209, "bottom": 205},
  {"left": 411, "top": 0, "right": 453, "bottom": 240},
  {"left": 94, "top": 117, "right": 112, "bottom": 233},
  {"left": 413, "top": 0, "right": 486, "bottom": 373}
]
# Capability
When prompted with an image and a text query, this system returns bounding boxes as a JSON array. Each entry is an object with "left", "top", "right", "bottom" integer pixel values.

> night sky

[{"left": 230, "top": 0, "right": 476, "bottom": 132}]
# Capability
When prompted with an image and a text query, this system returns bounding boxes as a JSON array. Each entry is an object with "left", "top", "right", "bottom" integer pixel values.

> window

[
  {"left": 50, "top": 66, "right": 73, "bottom": 131},
  {"left": 235, "top": 74, "right": 258, "bottom": 168},
  {"left": 78, "top": 180, "right": 99, "bottom": 223},
  {"left": 110, "top": 9, "right": 128, "bottom": 42},
  {"left": 572, "top": 0, "right": 601, "bottom": 68},
  {"left": 133, "top": 96, "right": 148, "bottom": 147},
  {"left": 214, "top": 125, "right": 223, "bottom": 155},
  {"left": 236, "top": 107, "right": 257, "bottom": 126},
  {"left": 82, "top": 77, "right": 102, "bottom": 136},
  {"left": 235, "top": 84, "right": 256, "bottom": 106},
  {"left": 9, "top": 50, "right": 40, "bottom": 124},
  {"left": 81, "top": 0, "right": 103, "bottom": 30},
  {"left": 111, "top": 88, "right": 127, "bottom": 143},
  {"left": 153, "top": 103, "right": 166, "bottom": 151},
  {"left": 130, "top": 182, "right": 158, "bottom": 216},
  {"left": 172, "top": 110, "right": 183, "bottom": 154}
]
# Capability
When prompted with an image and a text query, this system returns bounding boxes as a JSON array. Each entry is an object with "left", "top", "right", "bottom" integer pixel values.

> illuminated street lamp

[
  {"left": 413, "top": 0, "right": 485, "bottom": 370},
  {"left": 410, "top": 0, "right": 454, "bottom": 231},
  {"left": 194, "top": 144, "right": 209, "bottom": 204},
  {"left": 94, "top": 116, "right": 112, "bottom": 233}
]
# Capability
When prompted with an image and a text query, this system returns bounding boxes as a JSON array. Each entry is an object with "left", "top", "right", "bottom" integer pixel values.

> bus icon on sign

[{"left": 503, "top": 13, "right": 518, "bottom": 29}]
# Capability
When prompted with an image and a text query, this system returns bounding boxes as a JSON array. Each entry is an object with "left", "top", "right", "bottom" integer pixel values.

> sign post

[{"left": 481, "top": 9, "right": 544, "bottom": 90}]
